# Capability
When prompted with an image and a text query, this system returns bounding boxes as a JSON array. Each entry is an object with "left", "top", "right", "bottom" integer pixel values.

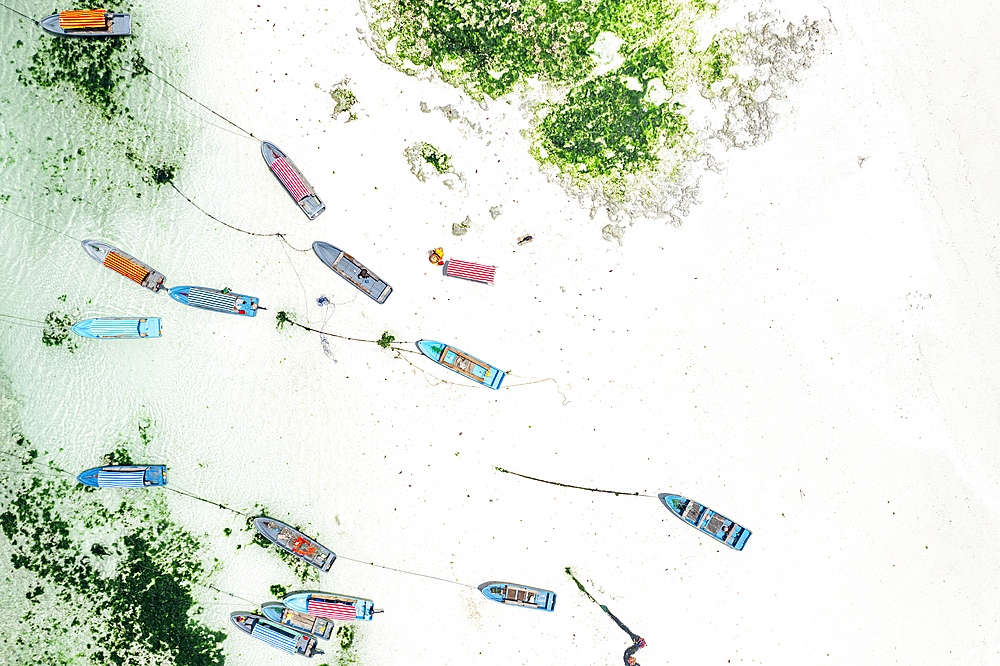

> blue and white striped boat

[
  {"left": 168, "top": 286, "right": 260, "bottom": 317},
  {"left": 231, "top": 613, "right": 321, "bottom": 657},
  {"left": 659, "top": 493, "right": 752, "bottom": 551},
  {"left": 76, "top": 465, "right": 167, "bottom": 488},
  {"left": 71, "top": 317, "right": 162, "bottom": 339}
]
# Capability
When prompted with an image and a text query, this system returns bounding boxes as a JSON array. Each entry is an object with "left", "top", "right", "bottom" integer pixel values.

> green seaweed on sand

[
  {"left": 150, "top": 163, "right": 178, "bottom": 186},
  {"left": 276, "top": 311, "right": 297, "bottom": 331},
  {"left": 270, "top": 583, "right": 288, "bottom": 597},
  {"left": 418, "top": 143, "right": 451, "bottom": 174},
  {"left": 377, "top": 332, "right": 396, "bottom": 349},
  {"left": 18, "top": 3, "right": 147, "bottom": 121},
  {"left": 335, "top": 625, "right": 359, "bottom": 665},
  {"left": 0, "top": 436, "right": 226, "bottom": 665},
  {"left": 42, "top": 309, "right": 77, "bottom": 352},
  {"left": 244, "top": 511, "right": 319, "bottom": 584}
]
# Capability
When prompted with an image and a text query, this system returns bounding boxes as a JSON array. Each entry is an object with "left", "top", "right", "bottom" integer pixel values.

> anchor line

[
  {"left": 0, "top": 2, "right": 38, "bottom": 24},
  {"left": 0, "top": 313, "right": 49, "bottom": 331},
  {"left": 566, "top": 567, "right": 647, "bottom": 666},
  {"left": 164, "top": 484, "right": 250, "bottom": 517},
  {"left": 0, "top": 203, "right": 82, "bottom": 242},
  {"left": 337, "top": 555, "right": 474, "bottom": 589},
  {"left": 494, "top": 467, "right": 657, "bottom": 498}
]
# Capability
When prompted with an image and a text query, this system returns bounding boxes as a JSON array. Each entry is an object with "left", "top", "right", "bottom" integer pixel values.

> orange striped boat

[
  {"left": 40, "top": 10, "right": 131, "bottom": 37},
  {"left": 81, "top": 241, "right": 166, "bottom": 293}
]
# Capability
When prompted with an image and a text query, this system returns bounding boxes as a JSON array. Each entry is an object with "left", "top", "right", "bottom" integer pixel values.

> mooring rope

[
  {"left": 0, "top": 1, "right": 38, "bottom": 24},
  {"left": 566, "top": 567, "right": 647, "bottom": 666},
  {"left": 0, "top": 203, "right": 82, "bottom": 242},
  {"left": 337, "top": 555, "right": 475, "bottom": 589},
  {"left": 164, "top": 484, "right": 250, "bottom": 517},
  {"left": 494, "top": 467, "right": 658, "bottom": 498},
  {"left": 0, "top": 313, "right": 49, "bottom": 331}
]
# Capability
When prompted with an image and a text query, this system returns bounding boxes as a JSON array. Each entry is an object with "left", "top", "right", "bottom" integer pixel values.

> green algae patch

[
  {"left": 18, "top": 3, "right": 147, "bottom": 121},
  {"left": 42, "top": 308, "right": 78, "bottom": 352},
  {"left": 418, "top": 142, "right": 451, "bottom": 174},
  {"left": 0, "top": 440, "right": 226, "bottom": 666},
  {"left": 244, "top": 510, "right": 320, "bottom": 584}
]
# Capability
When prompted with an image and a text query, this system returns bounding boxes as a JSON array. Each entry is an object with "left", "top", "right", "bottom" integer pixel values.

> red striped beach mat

[
  {"left": 269, "top": 157, "right": 311, "bottom": 201},
  {"left": 445, "top": 259, "right": 496, "bottom": 284}
]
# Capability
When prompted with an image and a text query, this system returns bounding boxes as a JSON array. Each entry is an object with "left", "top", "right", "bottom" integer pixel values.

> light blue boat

[
  {"left": 168, "top": 286, "right": 260, "bottom": 317},
  {"left": 77, "top": 465, "right": 167, "bottom": 488},
  {"left": 415, "top": 340, "right": 505, "bottom": 389},
  {"left": 478, "top": 582, "right": 556, "bottom": 612},
  {"left": 231, "top": 613, "right": 321, "bottom": 658},
  {"left": 659, "top": 494, "right": 752, "bottom": 551},
  {"left": 71, "top": 317, "right": 161, "bottom": 339},
  {"left": 282, "top": 591, "right": 376, "bottom": 622},
  {"left": 261, "top": 602, "right": 334, "bottom": 640}
]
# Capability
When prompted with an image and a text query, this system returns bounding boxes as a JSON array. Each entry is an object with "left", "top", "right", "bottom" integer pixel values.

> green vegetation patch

[
  {"left": 42, "top": 304, "right": 77, "bottom": 352},
  {"left": 418, "top": 143, "right": 451, "bottom": 173},
  {"left": 244, "top": 511, "right": 319, "bottom": 584},
  {"left": 0, "top": 438, "right": 225, "bottom": 666}
]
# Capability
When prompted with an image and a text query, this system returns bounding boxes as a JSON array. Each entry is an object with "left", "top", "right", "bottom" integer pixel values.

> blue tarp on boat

[{"left": 250, "top": 624, "right": 296, "bottom": 653}]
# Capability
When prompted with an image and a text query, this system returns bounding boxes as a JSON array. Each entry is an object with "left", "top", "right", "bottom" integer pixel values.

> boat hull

[
  {"left": 283, "top": 591, "right": 376, "bottom": 622},
  {"left": 261, "top": 602, "right": 334, "bottom": 640},
  {"left": 81, "top": 240, "right": 165, "bottom": 292},
  {"left": 168, "top": 286, "right": 259, "bottom": 316},
  {"left": 312, "top": 242, "right": 392, "bottom": 304},
  {"left": 231, "top": 613, "right": 321, "bottom": 657},
  {"left": 40, "top": 13, "right": 131, "bottom": 37},
  {"left": 72, "top": 317, "right": 161, "bottom": 339},
  {"left": 77, "top": 465, "right": 167, "bottom": 488},
  {"left": 478, "top": 582, "right": 556, "bottom": 612},
  {"left": 262, "top": 141, "right": 325, "bottom": 219},
  {"left": 415, "top": 340, "right": 505, "bottom": 389},
  {"left": 252, "top": 517, "right": 336, "bottom": 572},
  {"left": 659, "top": 494, "right": 751, "bottom": 551}
]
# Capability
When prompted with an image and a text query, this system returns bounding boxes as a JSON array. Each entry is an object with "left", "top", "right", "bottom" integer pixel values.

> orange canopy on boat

[{"left": 59, "top": 9, "right": 108, "bottom": 29}]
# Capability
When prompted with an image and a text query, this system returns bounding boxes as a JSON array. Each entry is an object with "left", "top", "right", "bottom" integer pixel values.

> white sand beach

[{"left": 2, "top": 0, "right": 1000, "bottom": 664}]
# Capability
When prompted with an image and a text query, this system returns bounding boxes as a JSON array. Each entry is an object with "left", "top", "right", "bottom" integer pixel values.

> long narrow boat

[
  {"left": 40, "top": 10, "right": 131, "bottom": 37},
  {"left": 415, "top": 340, "right": 505, "bottom": 389},
  {"left": 168, "top": 286, "right": 259, "bottom": 317},
  {"left": 82, "top": 241, "right": 165, "bottom": 293},
  {"left": 231, "top": 613, "right": 321, "bottom": 658},
  {"left": 77, "top": 465, "right": 167, "bottom": 488},
  {"left": 312, "top": 242, "right": 392, "bottom": 304},
  {"left": 71, "top": 317, "right": 162, "bottom": 339},
  {"left": 261, "top": 603, "right": 334, "bottom": 640},
  {"left": 478, "top": 582, "right": 556, "bottom": 612},
  {"left": 283, "top": 591, "right": 376, "bottom": 622},
  {"left": 252, "top": 517, "right": 335, "bottom": 572},
  {"left": 658, "top": 493, "right": 752, "bottom": 551},
  {"left": 262, "top": 141, "right": 325, "bottom": 219}
]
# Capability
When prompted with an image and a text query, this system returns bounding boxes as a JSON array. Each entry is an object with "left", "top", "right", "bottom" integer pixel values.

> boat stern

[
  {"left": 300, "top": 195, "right": 326, "bottom": 219},
  {"left": 139, "top": 318, "right": 162, "bottom": 338}
]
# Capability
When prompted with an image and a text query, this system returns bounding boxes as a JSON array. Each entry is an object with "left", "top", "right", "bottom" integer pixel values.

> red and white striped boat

[
  {"left": 445, "top": 258, "right": 496, "bottom": 285},
  {"left": 40, "top": 10, "right": 131, "bottom": 37},
  {"left": 262, "top": 141, "right": 326, "bottom": 219},
  {"left": 81, "top": 240, "right": 165, "bottom": 293},
  {"left": 282, "top": 591, "right": 377, "bottom": 622}
]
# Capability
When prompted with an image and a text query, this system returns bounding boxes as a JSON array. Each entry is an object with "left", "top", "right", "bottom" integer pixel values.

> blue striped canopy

[
  {"left": 188, "top": 288, "right": 239, "bottom": 312},
  {"left": 96, "top": 470, "right": 145, "bottom": 487},
  {"left": 250, "top": 624, "right": 296, "bottom": 653}
]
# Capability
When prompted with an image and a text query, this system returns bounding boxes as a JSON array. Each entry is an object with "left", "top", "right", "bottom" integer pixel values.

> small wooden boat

[
  {"left": 252, "top": 517, "right": 335, "bottom": 572},
  {"left": 168, "top": 286, "right": 259, "bottom": 317},
  {"left": 77, "top": 465, "right": 167, "bottom": 488},
  {"left": 231, "top": 613, "right": 321, "bottom": 657},
  {"left": 71, "top": 317, "right": 162, "bottom": 339},
  {"left": 82, "top": 241, "right": 165, "bottom": 293},
  {"left": 261, "top": 603, "right": 334, "bottom": 640},
  {"left": 415, "top": 340, "right": 505, "bottom": 389},
  {"left": 312, "top": 242, "right": 392, "bottom": 304},
  {"left": 478, "top": 582, "right": 556, "bottom": 612},
  {"left": 283, "top": 591, "right": 376, "bottom": 622},
  {"left": 40, "top": 10, "right": 131, "bottom": 37},
  {"left": 262, "top": 141, "right": 325, "bottom": 219},
  {"left": 658, "top": 494, "right": 752, "bottom": 551}
]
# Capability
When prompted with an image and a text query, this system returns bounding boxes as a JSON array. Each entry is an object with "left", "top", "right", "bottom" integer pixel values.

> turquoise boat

[
  {"left": 478, "top": 581, "right": 556, "bottom": 612},
  {"left": 415, "top": 340, "right": 505, "bottom": 389},
  {"left": 261, "top": 602, "right": 334, "bottom": 640},
  {"left": 71, "top": 317, "right": 161, "bottom": 339},
  {"left": 168, "top": 286, "right": 260, "bottom": 317},
  {"left": 77, "top": 465, "right": 166, "bottom": 488},
  {"left": 283, "top": 591, "right": 376, "bottom": 622},
  {"left": 659, "top": 494, "right": 751, "bottom": 551},
  {"left": 231, "top": 613, "right": 321, "bottom": 657}
]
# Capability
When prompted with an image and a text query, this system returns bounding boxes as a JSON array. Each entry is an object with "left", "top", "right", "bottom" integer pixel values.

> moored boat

[
  {"left": 478, "top": 581, "right": 556, "bottom": 612},
  {"left": 415, "top": 340, "right": 505, "bottom": 389},
  {"left": 77, "top": 465, "right": 167, "bottom": 488},
  {"left": 71, "top": 317, "right": 162, "bottom": 339},
  {"left": 40, "top": 10, "right": 131, "bottom": 37},
  {"left": 283, "top": 591, "right": 376, "bottom": 622},
  {"left": 82, "top": 241, "right": 165, "bottom": 293},
  {"left": 252, "top": 517, "right": 335, "bottom": 572},
  {"left": 261, "top": 602, "right": 334, "bottom": 640},
  {"left": 262, "top": 141, "right": 325, "bottom": 219},
  {"left": 168, "top": 286, "right": 260, "bottom": 317},
  {"left": 231, "top": 613, "right": 321, "bottom": 657},
  {"left": 658, "top": 493, "right": 751, "bottom": 551},
  {"left": 312, "top": 242, "right": 392, "bottom": 304}
]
